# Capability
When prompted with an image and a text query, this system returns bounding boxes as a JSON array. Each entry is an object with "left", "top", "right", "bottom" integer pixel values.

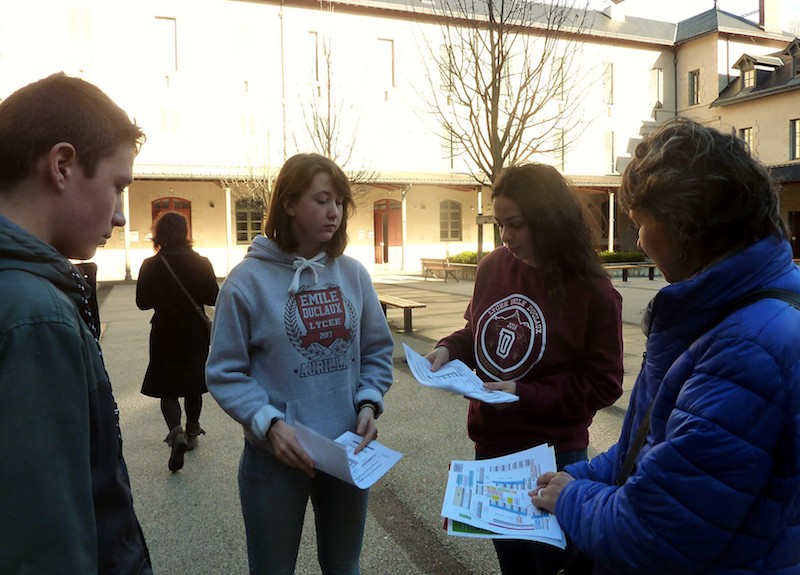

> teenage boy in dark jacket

[{"left": 0, "top": 73, "right": 152, "bottom": 574}]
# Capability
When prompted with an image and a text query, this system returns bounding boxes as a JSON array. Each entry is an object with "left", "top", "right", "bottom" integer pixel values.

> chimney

[
  {"left": 602, "top": 0, "right": 625, "bottom": 21},
  {"left": 759, "top": 0, "right": 782, "bottom": 33}
]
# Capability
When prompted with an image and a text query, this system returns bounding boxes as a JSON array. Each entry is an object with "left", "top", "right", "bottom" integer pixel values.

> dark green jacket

[{"left": 0, "top": 216, "right": 150, "bottom": 574}]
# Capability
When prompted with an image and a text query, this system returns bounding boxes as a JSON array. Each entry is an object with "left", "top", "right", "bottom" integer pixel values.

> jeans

[
  {"left": 480, "top": 447, "right": 589, "bottom": 575},
  {"left": 238, "top": 439, "right": 369, "bottom": 575}
]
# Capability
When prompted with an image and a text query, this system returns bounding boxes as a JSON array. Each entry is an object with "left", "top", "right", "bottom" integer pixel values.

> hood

[
  {"left": 245, "top": 235, "right": 331, "bottom": 295},
  {"left": 0, "top": 215, "right": 84, "bottom": 299}
]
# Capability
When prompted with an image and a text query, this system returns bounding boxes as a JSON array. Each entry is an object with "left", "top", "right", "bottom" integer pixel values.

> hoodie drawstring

[{"left": 288, "top": 252, "right": 326, "bottom": 295}]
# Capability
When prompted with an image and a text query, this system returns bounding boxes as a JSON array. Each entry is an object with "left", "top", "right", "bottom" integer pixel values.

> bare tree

[
  {"left": 295, "top": 36, "right": 376, "bottom": 206},
  {"left": 421, "top": 0, "right": 594, "bottom": 185},
  {"left": 220, "top": 167, "right": 273, "bottom": 204}
]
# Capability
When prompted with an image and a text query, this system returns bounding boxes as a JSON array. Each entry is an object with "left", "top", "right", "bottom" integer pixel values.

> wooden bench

[
  {"left": 604, "top": 264, "right": 639, "bottom": 282},
  {"left": 420, "top": 258, "right": 459, "bottom": 282},
  {"left": 378, "top": 294, "right": 427, "bottom": 333},
  {"left": 637, "top": 263, "right": 659, "bottom": 280}
]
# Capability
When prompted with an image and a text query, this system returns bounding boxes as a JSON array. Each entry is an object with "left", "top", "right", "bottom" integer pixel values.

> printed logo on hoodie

[
  {"left": 285, "top": 284, "right": 356, "bottom": 377},
  {"left": 475, "top": 293, "right": 546, "bottom": 381}
]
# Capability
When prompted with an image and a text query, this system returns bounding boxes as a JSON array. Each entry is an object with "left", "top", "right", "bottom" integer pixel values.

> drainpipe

[
  {"left": 225, "top": 187, "right": 233, "bottom": 273},
  {"left": 279, "top": 3, "right": 287, "bottom": 160},
  {"left": 673, "top": 46, "right": 679, "bottom": 118},
  {"left": 607, "top": 191, "right": 615, "bottom": 252},
  {"left": 401, "top": 184, "right": 410, "bottom": 271},
  {"left": 123, "top": 187, "right": 132, "bottom": 280},
  {"left": 476, "top": 185, "right": 484, "bottom": 261}
]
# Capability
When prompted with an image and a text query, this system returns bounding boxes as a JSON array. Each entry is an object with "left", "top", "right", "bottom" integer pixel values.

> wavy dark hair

[
  {"left": 264, "top": 153, "right": 354, "bottom": 257},
  {"left": 619, "top": 118, "right": 785, "bottom": 260},
  {"left": 491, "top": 163, "right": 606, "bottom": 297},
  {"left": 152, "top": 212, "right": 192, "bottom": 250}
]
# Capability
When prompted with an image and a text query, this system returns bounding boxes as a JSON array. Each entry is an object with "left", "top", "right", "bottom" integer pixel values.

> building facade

[{"left": 0, "top": 0, "right": 797, "bottom": 280}]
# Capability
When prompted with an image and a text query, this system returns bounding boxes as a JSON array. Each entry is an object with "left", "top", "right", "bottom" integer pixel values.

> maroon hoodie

[{"left": 438, "top": 247, "right": 624, "bottom": 457}]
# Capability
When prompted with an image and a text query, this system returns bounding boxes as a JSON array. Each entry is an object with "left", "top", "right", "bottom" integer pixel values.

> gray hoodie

[{"left": 206, "top": 236, "right": 394, "bottom": 447}]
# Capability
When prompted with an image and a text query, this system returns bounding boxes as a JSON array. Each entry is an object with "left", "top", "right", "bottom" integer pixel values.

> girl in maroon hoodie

[{"left": 427, "top": 163, "right": 624, "bottom": 575}]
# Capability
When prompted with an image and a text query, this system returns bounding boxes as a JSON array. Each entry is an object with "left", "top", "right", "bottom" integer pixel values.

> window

[
  {"left": 553, "top": 128, "right": 565, "bottom": 172},
  {"left": 738, "top": 127, "right": 753, "bottom": 151},
  {"left": 649, "top": 67, "right": 663, "bottom": 109},
  {"left": 791, "top": 119, "right": 800, "bottom": 161},
  {"left": 236, "top": 199, "right": 264, "bottom": 244},
  {"left": 308, "top": 31, "right": 320, "bottom": 97},
  {"left": 439, "top": 200, "right": 462, "bottom": 242},
  {"left": 376, "top": 38, "right": 395, "bottom": 100},
  {"left": 69, "top": 7, "right": 91, "bottom": 40},
  {"left": 553, "top": 57, "right": 565, "bottom": 101},
  {"left": 159, "top": 107, "right": 178, "bottom": 133},
  {"left": 602, "top": 61, "right": 614, "bottom": 105},
  {"left": 605, "top": 131, "right": 616, "bottom": 174},
  {"left": 154, "top": 17, "right": 178, "bottom": 73},
  {"left": 743, "top": 68, "right": 755, "bottom": 89},
  {"left": 688, "top": 70, "right": 700, "bottom": 106},
  {"left": 439, "top": 44, "right": 454, "bottom": 95}
]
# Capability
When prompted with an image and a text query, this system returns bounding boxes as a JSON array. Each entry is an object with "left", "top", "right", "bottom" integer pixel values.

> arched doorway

[
  {"left": 373, "top": 199, "right": 401, "bottom": 264},
  {"left": 152, "top": 197, "right": 193, "bottom": 239}
]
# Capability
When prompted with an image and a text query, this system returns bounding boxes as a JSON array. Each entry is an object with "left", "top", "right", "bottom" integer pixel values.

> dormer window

[
  {"left": 784, "top": 38, "right": 800, "bottom": 78},
  {"left": 732, "top": 52, "right": 780, "bottom": 93},
  {"left": 743, "top": 67, "right": 755, "bottom": 89}
]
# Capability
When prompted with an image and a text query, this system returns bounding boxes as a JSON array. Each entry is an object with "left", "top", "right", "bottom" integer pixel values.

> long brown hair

[
  {"left": 492, "top": 163, "right": 606, "bottom": 296},
  {"left": 263, "top": 153, "right": 354, "bottom": 257}
]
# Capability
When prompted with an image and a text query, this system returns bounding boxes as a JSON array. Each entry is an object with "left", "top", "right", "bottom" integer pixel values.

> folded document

[
  {"left": 295, "top": 423, "right": 403, "bottom": 489},
  {"left": 403, "top": 343, "right": 519, "bottom": 404}
]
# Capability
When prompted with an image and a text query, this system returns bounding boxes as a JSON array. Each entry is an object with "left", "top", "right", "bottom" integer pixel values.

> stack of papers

[
  {"left": 403, "top": 343, "right": 519, "bottom": 404},
  {"left": 440, "top": 444, "right": 566, "bottom": 549}
]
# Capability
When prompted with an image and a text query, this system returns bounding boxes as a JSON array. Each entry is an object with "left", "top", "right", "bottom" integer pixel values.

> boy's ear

[{"left": 47, "top": 143, "right": 77, "bottom": 190}]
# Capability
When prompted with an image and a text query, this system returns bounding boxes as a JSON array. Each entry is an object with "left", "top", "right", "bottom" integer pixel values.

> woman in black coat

[{"left": 136, "top": 212, "right": 219, "bottom": 472}]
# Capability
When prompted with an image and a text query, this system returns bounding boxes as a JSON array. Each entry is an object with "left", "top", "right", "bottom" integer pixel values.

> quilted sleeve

[{"left": 556, "top": 334, "right": 794, "bottom": 574}]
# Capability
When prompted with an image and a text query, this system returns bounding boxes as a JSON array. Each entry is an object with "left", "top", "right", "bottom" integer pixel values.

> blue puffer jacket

[{"left": 556, "top": 236, "right": 800, "bottom": 574}]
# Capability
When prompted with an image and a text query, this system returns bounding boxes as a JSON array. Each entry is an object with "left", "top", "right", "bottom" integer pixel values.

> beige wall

[{"left": 716, "top": 90, "right": 799, "bottom": 166}]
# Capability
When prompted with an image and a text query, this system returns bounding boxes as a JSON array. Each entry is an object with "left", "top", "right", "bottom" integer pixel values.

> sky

[{"left": 588, "top": 0, "right": 800, "bottom": 31}]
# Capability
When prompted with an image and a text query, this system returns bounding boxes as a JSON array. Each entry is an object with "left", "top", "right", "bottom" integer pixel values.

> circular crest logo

[{"left": 475, "top": 294, "right": 545, "bottom": 381}]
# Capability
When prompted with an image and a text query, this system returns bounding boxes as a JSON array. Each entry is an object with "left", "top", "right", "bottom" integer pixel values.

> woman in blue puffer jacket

[{"left": 532, "top": 118, "right": 800, "bottom": 574}]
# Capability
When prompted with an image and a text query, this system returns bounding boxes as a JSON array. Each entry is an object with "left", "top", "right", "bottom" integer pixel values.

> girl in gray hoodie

[{"left": 206, "top": 153, "right": 393, "bottom": 575}]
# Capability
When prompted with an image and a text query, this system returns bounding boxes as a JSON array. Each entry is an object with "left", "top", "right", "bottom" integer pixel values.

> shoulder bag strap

[
  {"left": 616, "top": 288, "right": 800, "bottom": 485},
  {"left": 160, "top": 254, "right": 210, "bottom": 325}
]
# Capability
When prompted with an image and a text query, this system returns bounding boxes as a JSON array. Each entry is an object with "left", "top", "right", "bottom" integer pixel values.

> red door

[
  {"left": 373, "top": 199, "right": 401, "bottom": 264},
  {"left": 152, "top": 197, "right": 193, "bottom": 239}
]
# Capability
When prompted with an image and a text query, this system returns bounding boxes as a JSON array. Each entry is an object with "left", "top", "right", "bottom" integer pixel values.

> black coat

[{"left": 136, "top": 248, "right": 219, "bottom": 398}]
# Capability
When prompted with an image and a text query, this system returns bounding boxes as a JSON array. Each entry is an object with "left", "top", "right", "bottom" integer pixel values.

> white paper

[
  {"left": 440, "top": 444, "right": 566, "bottom": 548},
  {"left": 403, "top": 343, "right": 519, "bottom": 404},
  {"left": 294, "top": 423, "right": 403, "bottom": 489}
]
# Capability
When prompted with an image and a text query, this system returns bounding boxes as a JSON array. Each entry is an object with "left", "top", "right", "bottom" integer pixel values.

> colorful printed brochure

[{"left": 441, "top": 444, "right": 567, "bottom": 548}]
